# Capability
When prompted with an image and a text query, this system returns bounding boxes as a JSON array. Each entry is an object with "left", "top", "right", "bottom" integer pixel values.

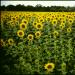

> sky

[{"left": 1, "top": 1, "right": 75, "bottom": 7}]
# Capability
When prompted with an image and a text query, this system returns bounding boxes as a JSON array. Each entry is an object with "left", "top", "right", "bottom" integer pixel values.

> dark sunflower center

[
  {"left": 63, "top": 21, "right": 65, "bottom": 23},
  {"left": 13, "top": 18, "right": 15, "bottom": 20},
  {"left": 48, "top": 18, "right": 50, "bottom": 21},
  {"left": 60, "top": 18, "right": 62, "bottom": 20},
  {"left": 70, "top": 20, "right": 72, "bottom": 22},
  {"left": 1, "top": 42, "right": 3, "bottom": 45},
  {"left": 63, "top": 15, "right": 65, "bottom": 17},
  {"left": 52, "top": 16, "right": 54, "bottom": 18},
  {"left": 47, "top": 65, "right": 52, "bottom": 69},
  {"left": 54, "top": 21, "right": 56, "bottom": 24},
  {"left": 29, "top": 36, "right": 32, "bottom": 39},
  {"left": 10, "top": 40, "right": 13, "bottom": 43},
  {"left": 61, "top": 26, "right": 63, "bottom": 28},
  {"left": 22, "top": 25, "right": 25, "bottom": 28},
  {"left": 38, "top": 25, "right": 41, "bottom": 28},
  {"left": 34, "top": 23, "right": 36, "bottom": 25},
  {"left": 37, "top": 33, "right": 40, "bottom": 36},
  {"left": 19, "top": 32, "right": 22, "bottom": 35},
  {"left": 68, "top": 29, "right": 71, "bottom": 31},
  {"left": 40, "top": 19, "right": 43, "bottom": 21},
  {"left": 24, "top": 21, "right": 27, "bottom": 24},
  {"left": 54, "top": 33, "right": 57, "bottom": 35}
]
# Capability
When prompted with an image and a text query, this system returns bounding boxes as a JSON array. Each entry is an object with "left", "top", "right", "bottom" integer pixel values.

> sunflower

[
  {"left": 22, "top": 19, "right": 28, "bottom": 25},
  {"left": 33, "top": 21, "right": 37, "bottom": 28},
  {"left": 8, "top": 38, "right": 14, "bottom": 45},
  {"left": 36, "top": 23, "right": 43, "bottom": 30},
  {"left": 46, "top": 16, "right": 50, "bottom": 22},
  {"left": 68, "top": 19, "right": 73, "bottom": 25},
  {"left": 38, "top": 17, "right": 44, "bottom": 23},
  {"left": 35, "top": 31, "right": 41, "bottom": 38},
  {"left": 53, "top": 31, "right": 59, "bottom": 38},
  {"left": 59, "top": 23, "right": 65, "bottom": 30},
  {"left": 52, "top": 19, "right": 57, "bottom": 26},
  {"left": 17, "top": 30, "right": 24, "bottom": 38},
  {"left": 11, "top": 17, "right": 16, "bottom": 22},
  {"left": 61, "top": 20, "right": 66, "bottom": 24},
  {"left": 67, "top": 27, "right": 72, "bottom": 33},
  {"left": 20, "top": 23, "right": 27, "bottom": 30},
  {"left": 44, "top": 63, "right": 55, "bottom": 72},
  {"left": 28, "top": 34, "right": 34, "bottom": 41},
  {"left": 61, "top": 62, "right": 66, "bottom": 70},
  {"left": 0, "top": 39, "right": 5, "bottom": 47}
]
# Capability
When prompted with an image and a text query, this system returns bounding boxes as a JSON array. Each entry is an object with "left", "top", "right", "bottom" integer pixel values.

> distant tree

[
  {"left": 6, "top": 5, "right": 15, "bottom": 11},
  {"left": 0, "top": 5, "right": 5, "bottom": 11}
]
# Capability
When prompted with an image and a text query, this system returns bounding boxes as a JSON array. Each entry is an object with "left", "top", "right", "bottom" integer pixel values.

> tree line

[{"left": 0, "top": 4, "right": 75, "bottom": 12}]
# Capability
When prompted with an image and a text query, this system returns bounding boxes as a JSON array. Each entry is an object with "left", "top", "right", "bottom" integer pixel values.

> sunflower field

[{"left": 0, "top": 11, "right": 75, "bottom": 75}]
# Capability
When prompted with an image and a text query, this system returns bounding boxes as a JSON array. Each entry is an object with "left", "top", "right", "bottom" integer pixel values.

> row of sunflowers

[{"left": 0, "top": 11, "right": 75, "bottom": 75}]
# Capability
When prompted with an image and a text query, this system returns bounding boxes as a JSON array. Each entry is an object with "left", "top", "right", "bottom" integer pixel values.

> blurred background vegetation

[{"left": 0, "top": 4, "right": 75, "bottom": 11}]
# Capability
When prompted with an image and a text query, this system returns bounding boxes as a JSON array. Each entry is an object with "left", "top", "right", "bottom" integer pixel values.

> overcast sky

[{"left": 1, "top": 1, "right": 75, "bottom": 7}]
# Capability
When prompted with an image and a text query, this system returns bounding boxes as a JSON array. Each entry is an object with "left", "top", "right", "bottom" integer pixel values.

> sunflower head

[
  {"left": 20, "top": 23, "right": 27, "bottom": 30},
  {"left": 53, "top": 31, "right": 59, "bottom": 38},
  {"left": 0, "top": 39, "right": 5, "bottom": 47},
  {"left": 8, "top": 38, "right": 14, "bottom": 46},
  {"left": 17, "top": 30, "right": 24, "bottom": 38},
  {"left": 68, "top": 19, "right": 73, "bottom": 25},
  {"left": 22, "top": 19, "right": 28, "bottom": 25},
  {"left": 35, "top": 31, "right": 41, "bottom": 39},
  {"left": 52, "top": 19, "right": 57, "bottom": 26},
  {"left": 28, "top": 34, "right": 34, "bottom": 41},
  {"left": 33, "top": 21, "right": 37, "bottom": 28},
  {"left": 44, "top": 63, "right": 55, "bottom": 72},
  {"left": 61, "top": 62, "right": 66, "bottom": 70},
  {"left": 38, "top": 17, "right": 44, "bottom": 23},
  {"left": 36, "top": 23, "right": 43, "bottom": 30},
  {"left": 46, "top": 17, "right": 50, "bottom": 22},
  {"left": 61, "top": 20, "right": 66, "bottom": 24},
  {"left": 67, "top": 27, "right": 72, "bottom": 33},
  {"left": 59, "top": 23, "right": 65, "bottom": 30}
]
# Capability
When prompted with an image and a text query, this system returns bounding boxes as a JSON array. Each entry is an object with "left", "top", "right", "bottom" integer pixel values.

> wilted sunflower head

[
  {"left": 8, "top": 38, "right": 14, "bottom": 46},
  {"left": 44, "top": 63, "right": 55, "bottom": 72},
  {"left": 35, "top": 31, "right": 41, "bottom": 39},
  {"left": 17, "top": 30, "right": 24, "bottom": 38},
  {"left": 28, "top": 34, "right": 34, "bottom": 41}
]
